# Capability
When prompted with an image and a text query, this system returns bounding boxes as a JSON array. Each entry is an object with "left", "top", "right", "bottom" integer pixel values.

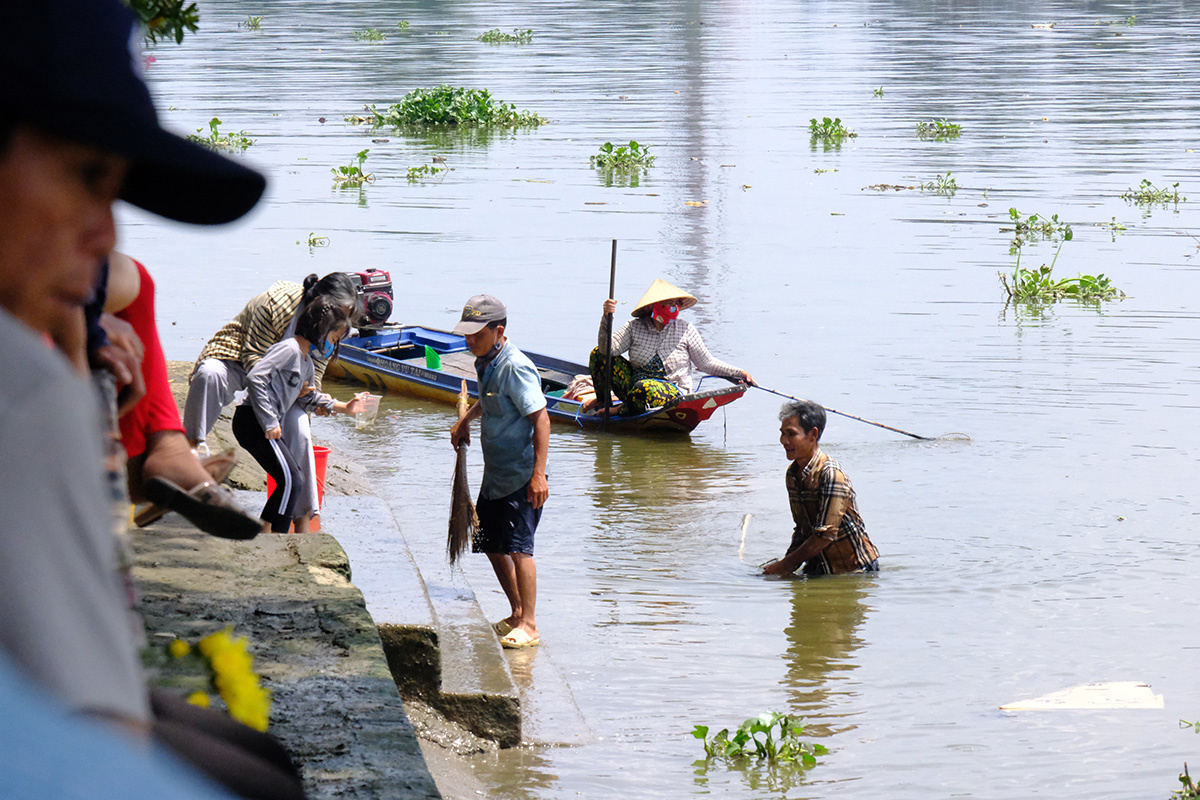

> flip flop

[
  {"left": 492, "top": 619, "right": 514, "bottom": 637},
  {"left": 142, "top": 477, "right": 263, "bottom": 540},
  {"left": 499, "top": 629, "right": 540, "bottom": 649},
  {"left": 135, "top": 450, "right": 238, "bottom": 528}
]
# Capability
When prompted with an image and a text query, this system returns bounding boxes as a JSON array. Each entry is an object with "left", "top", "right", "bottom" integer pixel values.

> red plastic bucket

[{"left": 266, "top": 444, "right": 330, "bottom": 532}]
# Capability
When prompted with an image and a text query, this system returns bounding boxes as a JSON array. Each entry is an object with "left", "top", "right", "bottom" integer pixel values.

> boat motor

[{"left": 346, "top": 268, "right": 394, "bottom": 327}]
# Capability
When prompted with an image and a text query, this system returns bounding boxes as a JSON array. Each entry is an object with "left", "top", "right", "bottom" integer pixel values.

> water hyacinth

[{"left": 358, "top": 85, "right": 548, "bottom": 128}]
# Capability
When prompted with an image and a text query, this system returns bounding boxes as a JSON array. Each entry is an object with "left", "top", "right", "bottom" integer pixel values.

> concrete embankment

[{"left": 143, "top": 362, "right": 546, "bottom": 797}]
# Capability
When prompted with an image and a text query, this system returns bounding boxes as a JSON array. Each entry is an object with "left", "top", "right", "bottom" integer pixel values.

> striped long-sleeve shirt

[
  {"left": 598, "top": 316, "right": 740, "bottom": 393},
  {"left": 191, "top": 281, "right": 329, "bottom": 387},
  {"left": 786, "top": 449, "right": 879, "bottom": 576}
]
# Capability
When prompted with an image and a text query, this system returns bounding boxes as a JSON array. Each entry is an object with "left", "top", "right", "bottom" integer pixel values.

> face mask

[
  {"left": 652, "top": 302, "right": 680, "bottom": 325},
  {"left": 309, "top": 339, "right": 335, "bottom": 359}
]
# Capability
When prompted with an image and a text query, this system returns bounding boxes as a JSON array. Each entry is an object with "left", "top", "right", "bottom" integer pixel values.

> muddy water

[{"left": 126, "top": 1, "right": 1200, "bottom": 797}]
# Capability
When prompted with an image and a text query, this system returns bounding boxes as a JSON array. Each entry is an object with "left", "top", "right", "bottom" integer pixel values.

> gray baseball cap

[{"left": 452, "top": 295, "right": 507, "bottom": 335}]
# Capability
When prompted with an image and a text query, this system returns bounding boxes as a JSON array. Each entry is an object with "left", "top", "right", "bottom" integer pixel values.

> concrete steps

[{"left": 321, "top": 494, "right": 522, "bottom": 747}]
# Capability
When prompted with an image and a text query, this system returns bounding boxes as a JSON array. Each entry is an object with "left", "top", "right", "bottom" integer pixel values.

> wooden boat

[{"left": 325, "top": 324, "right": 747, "bottom": 434}]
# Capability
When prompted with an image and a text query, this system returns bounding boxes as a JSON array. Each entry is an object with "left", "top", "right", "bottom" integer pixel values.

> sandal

[
  {"left": 142, "top": 477, "right": 263, "bottom": 540},
  {"left": 499, "top": 629, "right": 540, "bottom": 649},
  {"left": 135, "top": 450, "right": 237, "bottom": 528}
]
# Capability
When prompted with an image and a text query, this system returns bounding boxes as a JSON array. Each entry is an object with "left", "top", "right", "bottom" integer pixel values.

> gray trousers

[{"left": 184, "top": 358, "right": 320, "bottom": 514}]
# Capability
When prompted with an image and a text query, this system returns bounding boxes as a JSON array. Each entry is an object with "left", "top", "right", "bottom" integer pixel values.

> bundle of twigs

[{"left": 448, "top": 380, "right": 478, "bottom": 563}]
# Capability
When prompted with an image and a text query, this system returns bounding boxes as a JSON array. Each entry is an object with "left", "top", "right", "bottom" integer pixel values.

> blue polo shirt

[{"left": 476, "top": 340, "right": 547, "bottom": 499}]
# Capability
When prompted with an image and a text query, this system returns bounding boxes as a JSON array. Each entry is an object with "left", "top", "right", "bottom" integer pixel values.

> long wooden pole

[{"left": 598, "top": 239, "right": 617, "bottom": 429}]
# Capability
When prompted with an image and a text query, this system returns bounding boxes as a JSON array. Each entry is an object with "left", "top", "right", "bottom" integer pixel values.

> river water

[{"left": 124, "top": 1, "right": 1200, "bottom": 797}]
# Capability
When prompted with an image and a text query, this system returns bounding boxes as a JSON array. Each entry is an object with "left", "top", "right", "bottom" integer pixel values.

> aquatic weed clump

[
  {"left": 357, "top": 85, "right": 548, "bottom": 129},
  {"left": 693, "top": 712, "right": 827, "bottom": 769},
  {"left": 476, "top": 28, "right": 534, "bottom": 44},
  {"left": 186, "top": 117, "right": 254, "bottom": 151},
  {"left": 915, "top": 118, "right": 962, "bottom": 140}
]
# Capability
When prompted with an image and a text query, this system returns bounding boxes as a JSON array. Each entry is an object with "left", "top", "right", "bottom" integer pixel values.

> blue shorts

[{"left": 473, "top": 481, "right": 543, "bottom": 555}]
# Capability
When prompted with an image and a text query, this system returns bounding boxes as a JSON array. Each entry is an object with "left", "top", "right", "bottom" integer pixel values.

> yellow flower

[
  {"left": 196, "top": 626, "right": 272, "bottom": 731},
  {"left": 187, "top": 691, "right": 211, "bottom": 708},
  {"left": 168, "top": 639, "right": 190, "bottom": 659}
]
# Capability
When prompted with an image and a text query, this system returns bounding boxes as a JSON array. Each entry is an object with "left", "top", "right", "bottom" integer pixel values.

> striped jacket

[
  {"left": 786, "top": 449, "right": 878, "bottom": 576},
  {"left": 191, "top": 281, "right": 330, "bottom": 387}
]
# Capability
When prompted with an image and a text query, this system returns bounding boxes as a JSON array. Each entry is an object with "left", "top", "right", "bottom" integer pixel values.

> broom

[{"left": 448, "top": 380, "right": 478, "bottom": 563}]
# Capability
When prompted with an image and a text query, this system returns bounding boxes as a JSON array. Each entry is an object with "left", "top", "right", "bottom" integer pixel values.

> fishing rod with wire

[{"left": 753, "top": 385, "right": 969, "bottom": 442}]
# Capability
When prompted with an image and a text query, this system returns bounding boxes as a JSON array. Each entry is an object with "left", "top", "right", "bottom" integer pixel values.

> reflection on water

[{"left": 782, "top": 576, "right": 875, "bottom": 737}]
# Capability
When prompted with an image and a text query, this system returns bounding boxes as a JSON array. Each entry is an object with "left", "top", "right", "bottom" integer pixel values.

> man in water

[
  {"left": 450, "top": 295, "right": 550, "bottom": 648},
  {"left": 762, "top": 399, "right": 879, "bottom": 577}
]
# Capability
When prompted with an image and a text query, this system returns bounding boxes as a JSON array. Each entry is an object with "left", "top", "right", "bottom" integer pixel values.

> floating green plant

[
  {"left": 919, "top": 171, "right": 957, "bottom": 195},
  {"left": 241, "top": 15, "right": 262, "bottom": 30},
  {"left": 1005, "top": 207, "right": 1072, "bottom": 253},
  {"left": 1121, "top": 179, "right": 1185, "bottom": 206},
  {"left": 355, "top": 85, "right": 548, "bottom": 128},
  {"left": 809, "top": 117, "right": 856, "bottom": 142},
  {"left": 186, "top": 117, "right": 254, "bottom": 151},
  {"left": 692, "top": 712, "right": 827, "bottom": 769},
  {"left": 406, "top": 164, "right": 445, "bottom": 182},
  {"left": 396, "top": 20, "right": 410, "bottom": 30},
  {"left": 352, "top": 28, "right": 386, "bottom": 41},
  {"left": 872, "top": 86, "right": 885, "bottom": 97},
  {"left": 476, "top": 28, "right": 534, "bottom": 43},
  {"left": 916, "top": 118, "right": 962, "bottom": 140},
  {"left": 590, "top": 140, "right": 655, "bottom": 169},
  {"left": 1000, "top": 243, "right": 1123, "bottom": 305},
  {"left": 332, "top": 149, "right": 374, "bottom": 188},
  {"left": 1099, "top": 15, "right": 1136, "bottom": 26},
  {"left": 298, "top": 232, "right": 329, "bottom": 248}
]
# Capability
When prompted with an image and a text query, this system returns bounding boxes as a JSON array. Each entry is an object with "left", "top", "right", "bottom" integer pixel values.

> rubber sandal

[
  {"left": 134, "top": 450, "right": 238, "bottom": 528},
  {"left": 492, "top": 619, "right": 514, "bottom": 637},
  {"left": 142, "top": 477, "right": 263, "bottom": 540},
  {"left": 500, "top": 629, "right": 540, "bottom": 649}
]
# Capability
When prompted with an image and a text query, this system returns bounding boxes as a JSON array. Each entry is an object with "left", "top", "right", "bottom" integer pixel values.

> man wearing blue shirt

[{"left": 450, "top": 296, "right": 549, "bottom": 648}]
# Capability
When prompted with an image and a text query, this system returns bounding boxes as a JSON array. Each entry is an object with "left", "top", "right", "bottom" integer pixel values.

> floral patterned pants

[{"left": 589, "top": 347, "right": 682, "bottom": 414}]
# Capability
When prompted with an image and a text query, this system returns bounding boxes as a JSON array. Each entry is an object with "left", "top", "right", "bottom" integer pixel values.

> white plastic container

[{"left": 355, "top": 393, "right": 382, "bottom": 431}]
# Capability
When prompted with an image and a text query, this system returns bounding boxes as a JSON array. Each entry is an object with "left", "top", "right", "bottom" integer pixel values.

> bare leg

[
  {"left": 511, "top": 553, "right": 538, "bottom": 638},
  {"left": 486, "top": 553, "right": 522, "bottom": 627},
  {"left": 294, "top": 513, "right": 311, "bottom": 534}
]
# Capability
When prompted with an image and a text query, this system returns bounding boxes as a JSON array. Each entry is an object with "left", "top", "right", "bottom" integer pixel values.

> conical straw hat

[{"left": 631, "top": 279, "right": 698, "bottom": 317}]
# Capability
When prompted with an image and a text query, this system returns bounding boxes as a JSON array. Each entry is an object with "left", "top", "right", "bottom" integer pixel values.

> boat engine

[{"left": 346, "top": 268, "right": 394, "bottom": 327}]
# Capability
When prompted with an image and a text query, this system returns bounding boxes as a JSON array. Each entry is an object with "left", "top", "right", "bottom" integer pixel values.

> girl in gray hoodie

[{"left": 233, "top": 297, "right": 365, "bottom": 532}]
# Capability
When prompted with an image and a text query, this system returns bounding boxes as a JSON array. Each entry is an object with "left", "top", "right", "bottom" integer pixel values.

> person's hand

[
  {"left": 739, "top": 370, "right": 756, "bottom": 386},
  {"left": 313, "top": 406, "right": 332, "bottom": 417},
  {"left": 99, "top": 313, "right": 144, "bottom": 363},
  {"left": 344, "top": 394, "right": 366, "bottom": 416},
  {"left": 602, "top": 298, "right": 617, "bottom": 316},
  {"left": 450, "top": 418, "right": 469, "bottom": 449},
  {"left": 95, "top": 314, "right": 146, "bottom": 417},
  {"left": 265, "top": 425, "right": 283, "bottom": 440},
  {"left": 298, "top": 384, "right": 314, "bottom": 398},
  {"left": 527, "top": 471, "right": 549, "bottom": 509},
  {"left": 761, "top": 559, "right": 791, "bottom": 577}
]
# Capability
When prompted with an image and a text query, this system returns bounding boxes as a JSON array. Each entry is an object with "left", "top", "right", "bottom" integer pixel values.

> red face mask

[{"left": 651, "top": 302, "right": 680, "bottom": 325}]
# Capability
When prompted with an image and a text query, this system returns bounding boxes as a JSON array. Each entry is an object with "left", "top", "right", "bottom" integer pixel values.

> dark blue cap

[{"left": 0, "top": 0, "right": 266, "bottom": 225}]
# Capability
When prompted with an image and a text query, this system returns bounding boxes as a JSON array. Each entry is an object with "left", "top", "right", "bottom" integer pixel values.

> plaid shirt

[
  {"left": 786, "top": 449, "right": 878, "bottom": 576},
  {"left": 192, "top": 281, "right": 329, "bottom": 387},
  {"left": 600, "top": 317, "right": 739, "bottom": 393}
]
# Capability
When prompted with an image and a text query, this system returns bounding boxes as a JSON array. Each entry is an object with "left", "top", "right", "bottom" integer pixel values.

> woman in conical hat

[{"left": 587, "top": 279, "right": 754, "bottom": 414}]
